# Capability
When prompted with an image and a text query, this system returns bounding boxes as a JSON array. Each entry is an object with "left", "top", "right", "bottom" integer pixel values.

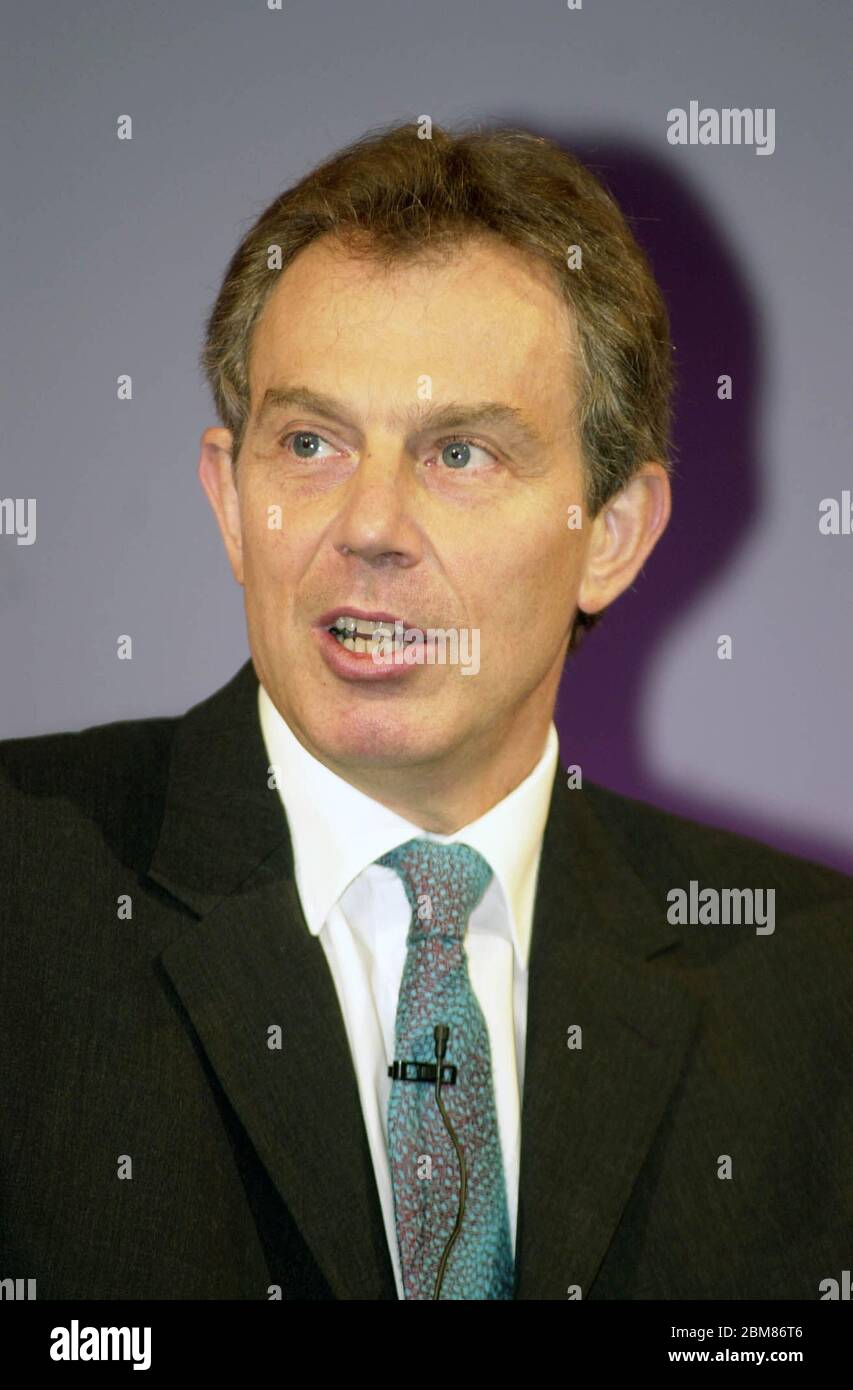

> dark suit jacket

[{"left": 1, "top": 659, "right": 851, "bottom": 1300}]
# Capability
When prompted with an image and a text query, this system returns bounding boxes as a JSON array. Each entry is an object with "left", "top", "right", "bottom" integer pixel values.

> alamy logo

[
  {"left": 370, "top": 621, "right": 480, "bottom": 675},
  {"left": 50, "top": 1320, "right": 151, "bottom": 1371},
  {"left": 0, "top": 497, "right": 37, "bottom": 545},
  {"left": 818, "top": 490, "right": 853, "bottom": 534},
  {"left": 0, "top": 1276, "right": 36, "bottom": 1299},
  {"left": 819, "top": 1270, "right": 852, "bottom": 1300},
  {"left": 667, "top": 102, "right": 775, "bottom": 155},
  {"left": 666, "top": 881, "right": 775, "bottom": 935}
]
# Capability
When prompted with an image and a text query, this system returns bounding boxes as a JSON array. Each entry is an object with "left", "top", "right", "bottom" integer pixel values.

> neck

[{"left": 348, "top": 727, "right": 552, "bottom": 833}]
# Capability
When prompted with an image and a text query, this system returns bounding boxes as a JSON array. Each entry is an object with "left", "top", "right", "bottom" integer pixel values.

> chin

[{"left": 309, "top": 708, "right": 443, "bottom": 770}]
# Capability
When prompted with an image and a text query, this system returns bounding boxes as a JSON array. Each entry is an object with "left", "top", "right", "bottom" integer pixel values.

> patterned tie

[{"left": 378, "top": 838, "right": 515, "bottom": 1300}]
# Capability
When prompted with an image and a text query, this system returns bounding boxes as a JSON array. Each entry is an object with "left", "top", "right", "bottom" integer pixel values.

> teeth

[
  {"left": 333, "top": 632, "right": 391, "bottom": 654},
  {"left": 332, "top": 614, "right": 397, "bottom": 638},
  {"left": 328, "top": 614, "right": 403, "bottom": 655}
]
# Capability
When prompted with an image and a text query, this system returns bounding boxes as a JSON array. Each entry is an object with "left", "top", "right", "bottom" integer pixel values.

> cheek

[
  {"left": 241, "top": 498, "right": 303, "bottom": 584},
  {"left": 239, "top": 545, "right": 289, "bottom": 637},
  {"left": 500, "top": 526, "right": 582, "bottom": 614}
]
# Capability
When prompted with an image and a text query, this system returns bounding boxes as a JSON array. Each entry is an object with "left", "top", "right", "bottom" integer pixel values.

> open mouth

[{"left": 327, "top": 614, "right": 418, "bottom": 655}]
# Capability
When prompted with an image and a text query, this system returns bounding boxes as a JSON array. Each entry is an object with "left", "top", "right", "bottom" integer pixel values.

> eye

[
  {"left": 429, "top": 436, "right": 497, "bottom": 472},
  {"left": 279, "top": 430, "right": 340, "bottom": 460}
]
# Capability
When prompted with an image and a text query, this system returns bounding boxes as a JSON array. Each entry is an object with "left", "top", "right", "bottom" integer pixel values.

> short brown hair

[{"left": 200, "top": 118, "right": 674, "bottom": 648}]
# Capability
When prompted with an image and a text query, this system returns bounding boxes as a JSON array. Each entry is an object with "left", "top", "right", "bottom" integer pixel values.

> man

[{"left": 1, "top": 121, "right": 851, "bottom": 1301}]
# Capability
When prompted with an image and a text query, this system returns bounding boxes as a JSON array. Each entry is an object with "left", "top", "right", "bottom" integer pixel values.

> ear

[
  {"left": 576, "top": 463, "right": 671, "bottom": 618},
  {"left": 198, "top": 426, "right": 244, "bottom": 585}
]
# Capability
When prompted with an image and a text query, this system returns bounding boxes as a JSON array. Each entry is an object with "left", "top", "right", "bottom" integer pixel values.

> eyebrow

[{"left": 253, "top": 384, "right": 549, "bottom": 455}]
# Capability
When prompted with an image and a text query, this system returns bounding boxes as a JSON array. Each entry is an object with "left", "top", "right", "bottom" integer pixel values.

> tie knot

[{"left": 377, "top": 838, "right": 493, "bottom": 940}]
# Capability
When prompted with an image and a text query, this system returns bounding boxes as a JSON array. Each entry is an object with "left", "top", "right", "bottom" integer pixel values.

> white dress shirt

[{"left": 257, "top": 681, "right": 560, "bottom": 1299}]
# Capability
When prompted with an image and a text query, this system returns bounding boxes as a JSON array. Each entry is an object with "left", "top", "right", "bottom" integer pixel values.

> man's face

[{"left": 202, "top": 234, "right": 603, "bottom": 779}]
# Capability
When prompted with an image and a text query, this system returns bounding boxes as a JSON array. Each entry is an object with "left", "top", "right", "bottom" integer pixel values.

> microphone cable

[{"left": 431, "top": 1023, "right": 467, "bottom": 1300}]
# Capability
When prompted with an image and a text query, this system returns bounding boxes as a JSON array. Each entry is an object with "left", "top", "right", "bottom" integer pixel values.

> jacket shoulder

[
  {"left": 0, "top": 711, "right": 177, "bottom": 796},
  {"left": 581, "top": 778, "right": 853, "bottom": 916},
  {"left": 0, "top": 710, "right": 179, "bottom": 872}
]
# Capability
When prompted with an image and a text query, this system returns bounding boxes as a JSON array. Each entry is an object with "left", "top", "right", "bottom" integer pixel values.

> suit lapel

[
  {"left": 514, "top": 781, "right": 699, "bottom": 1298},
  {"left": 148, "top": 660, "right": 397, "bottom": 1300}
]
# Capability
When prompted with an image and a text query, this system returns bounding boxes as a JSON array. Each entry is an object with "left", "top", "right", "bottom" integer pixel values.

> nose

[{"left": 330, "top": 444, "right": 422, "bottom": 569}]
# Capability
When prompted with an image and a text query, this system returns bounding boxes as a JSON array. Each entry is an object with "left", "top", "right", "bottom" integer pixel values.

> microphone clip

[{"left": 388, "top": 1059, "right": 458, "bottom": 1084}]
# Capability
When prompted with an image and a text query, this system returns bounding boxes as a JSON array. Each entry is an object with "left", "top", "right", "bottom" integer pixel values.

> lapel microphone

[
  {"left": 431, "top": 1024, "right": 468, "bottom": 1299},
  {"left": 388, "top": 1023, "right": 468, "bottom": 1299}
]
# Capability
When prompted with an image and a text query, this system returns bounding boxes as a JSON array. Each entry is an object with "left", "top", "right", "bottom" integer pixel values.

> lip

[
  {"left": 313, "top": 626, "right": 424, "bottom": 683},
  {"left": 313, "top": 606, "right": 411, "bottom": 631},
  {"left": 311, "top": 607, "right": 440, "bottom": 684}
]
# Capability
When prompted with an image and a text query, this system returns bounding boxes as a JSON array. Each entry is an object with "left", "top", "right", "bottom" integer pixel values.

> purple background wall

[{"left": 1, "top": 0, "right": 850, "bottom": 870}]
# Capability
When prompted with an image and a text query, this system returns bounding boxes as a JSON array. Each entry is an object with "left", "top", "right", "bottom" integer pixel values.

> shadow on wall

[{"left": 514, "top": 127, "right": 850, "bottom": 877}]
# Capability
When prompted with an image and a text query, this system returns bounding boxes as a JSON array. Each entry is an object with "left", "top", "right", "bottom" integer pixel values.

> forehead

[{"left": 247, "top": 232, "right": 579, "bottom": 420}]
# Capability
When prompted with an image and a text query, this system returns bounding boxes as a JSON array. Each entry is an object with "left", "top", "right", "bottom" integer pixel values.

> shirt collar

[{"left": 258, "top": 680, "right": 559, "bottom": 970}]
